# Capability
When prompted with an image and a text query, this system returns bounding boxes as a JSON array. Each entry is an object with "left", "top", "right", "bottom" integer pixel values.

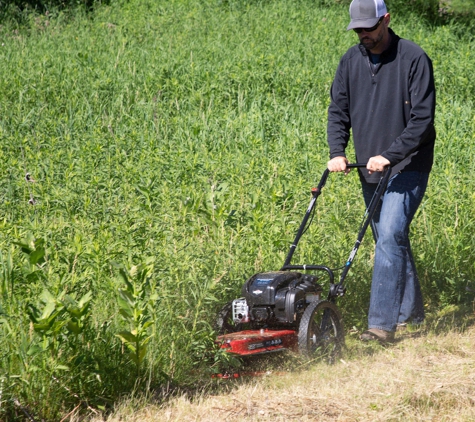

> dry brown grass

[{"left": 93, "top": 323, "right": 475, "bottom": 421}]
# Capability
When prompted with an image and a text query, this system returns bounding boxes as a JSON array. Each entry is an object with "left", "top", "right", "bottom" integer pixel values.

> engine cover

[{"left": 241, "top": 271, "right": 323, "bottom": 325}]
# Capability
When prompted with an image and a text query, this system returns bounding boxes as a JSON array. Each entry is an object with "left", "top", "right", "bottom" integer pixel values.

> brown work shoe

[{"left": 360, "top": 328, "right": 395, "bottom": 344}]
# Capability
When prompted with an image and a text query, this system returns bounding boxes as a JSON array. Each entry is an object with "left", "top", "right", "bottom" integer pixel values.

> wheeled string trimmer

[{"left": 215, "top": 164, "right": 391, "bottom": 360}]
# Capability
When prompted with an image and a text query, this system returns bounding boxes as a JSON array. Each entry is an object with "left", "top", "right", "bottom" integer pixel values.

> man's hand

[
  {"left": 327, "top": 156, "right": 350, "bottom": 174},
  {"left": 367, "top": 155, "right": 390, "bottom": 174}
]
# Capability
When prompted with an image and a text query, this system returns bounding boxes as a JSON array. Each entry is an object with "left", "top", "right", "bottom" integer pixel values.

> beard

[{"left": 359, "top": 31, "right": 384, "bottom": 51}]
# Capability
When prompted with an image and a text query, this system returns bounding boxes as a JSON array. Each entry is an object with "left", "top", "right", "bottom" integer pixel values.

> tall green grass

[{"left": 0, "top": 0, "right": 474, "bottom": 419}]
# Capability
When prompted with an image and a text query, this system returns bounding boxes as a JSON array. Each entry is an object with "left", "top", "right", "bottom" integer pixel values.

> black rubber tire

[
  {"left": 215, "top": 301, "right": 244, "bottom": 335},
  {"left": 298, "top": 300, "right": 344, "bottom": 362}
]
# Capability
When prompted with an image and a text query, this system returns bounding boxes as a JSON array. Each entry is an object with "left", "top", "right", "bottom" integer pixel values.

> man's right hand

[{"left": 327, "top": 156, "right": 350, "bottom": 174}]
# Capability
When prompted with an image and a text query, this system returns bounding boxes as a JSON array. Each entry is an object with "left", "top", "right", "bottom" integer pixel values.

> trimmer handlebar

[
  {"left": 346, "top": 163, "right": 367, "bottom": 168},
  {"left": 281, "top": 163, "right": 391, "bottom": 300},
  {"left": 314, "top": 162, "right": 377, "bottom": 192}
]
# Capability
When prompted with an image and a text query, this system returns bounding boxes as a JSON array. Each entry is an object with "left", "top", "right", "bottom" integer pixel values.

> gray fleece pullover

[{"left": 327, "top": 29, "right": 436, "bottom": 183}]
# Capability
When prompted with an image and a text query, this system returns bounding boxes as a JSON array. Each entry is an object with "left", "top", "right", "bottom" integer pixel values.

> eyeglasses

[{"left": 353, "top": 17, "right": 384, "bottom": 34}]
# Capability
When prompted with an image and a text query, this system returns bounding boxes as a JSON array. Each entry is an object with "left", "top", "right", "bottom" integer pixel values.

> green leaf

[
  {"left": 118, "top": 268, "right": 134, "bottom": 292},
  {"left": 117, "top": 288, "right": 135, "bottom": 306},
  {"left": 137, "top": 344, "right": 148, "bottom": 364},
  {"left": 29, "top": 247, "right": 46, "bottom": 265},
  {"left": 141, "top": 320, "right": 154, "bottom": 331},
  {"left": 67, "top": 320, "right": 81, "bottom": 335},
  {"left": 13, "top": 240, "right": 34, "bottom": 255},
  {"left": 117, "top": 291, "right": 134, "bottom": 319},
  {"left": 40, "top": 302, "right": 57, "bottom": 320},
  {"left": 40, "top": 290, "right": 56, "bottom": 305},
  {"left": 33, "top": 322, "right": 52, "bottom": 332},
  {"left": 140, "top": 335, "right": 154, "bottom": 347},
  {"left": 116, "top": 331, "right": 137, "bottom": 343},
  {"left": 78, "top": 291, "right": 93, "bottom": 309},
  {"left": 27, "top": 345, "right": 42, "bottom": 357},
  {"left": 27, "top": 304, "right": 41, "bottom": 323}
]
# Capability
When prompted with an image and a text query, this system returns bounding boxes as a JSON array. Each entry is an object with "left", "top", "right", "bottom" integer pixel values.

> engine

[{"left": 233, "top": 271, "right": 323, "bottom": 328}]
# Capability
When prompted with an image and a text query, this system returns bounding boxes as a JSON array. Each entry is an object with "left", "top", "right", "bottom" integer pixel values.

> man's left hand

[{"left": 367, "top": 155, "right": 390, "bottom": 174}]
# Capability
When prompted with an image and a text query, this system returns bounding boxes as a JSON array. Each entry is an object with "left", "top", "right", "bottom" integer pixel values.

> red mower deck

[{"left": 216, "top": 329, "right": 298, "bottom": 356}]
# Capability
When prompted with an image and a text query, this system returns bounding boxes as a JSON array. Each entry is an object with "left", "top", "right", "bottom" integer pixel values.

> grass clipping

[{"left": 99, "top": 325, "right": 475, "bottom": 421}]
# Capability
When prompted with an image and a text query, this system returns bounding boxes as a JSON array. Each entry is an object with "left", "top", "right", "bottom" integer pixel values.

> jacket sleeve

[
  {"left": 327, "top": 60, "right": 351, "bottom": 159},
  {"left": 381, "top": 53, "right": 436, "bottom": 164}
]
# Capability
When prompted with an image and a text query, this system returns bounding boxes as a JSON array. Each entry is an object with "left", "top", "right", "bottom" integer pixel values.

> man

[{"left": 327, "top": 0, "right": 436, "bottom": 343}]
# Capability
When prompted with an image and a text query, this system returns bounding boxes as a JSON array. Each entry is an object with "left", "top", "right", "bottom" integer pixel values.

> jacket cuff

[{"left": 329, "top": 151, "right": 347, "bottom": 159}]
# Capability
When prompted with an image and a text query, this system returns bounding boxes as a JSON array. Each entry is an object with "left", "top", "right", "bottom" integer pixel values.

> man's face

[{"left": 355, "top": 16, "right": 386, "bottom": 51}]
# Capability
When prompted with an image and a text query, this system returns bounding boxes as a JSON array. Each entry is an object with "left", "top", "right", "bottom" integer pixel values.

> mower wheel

[
  {"left": 215, "top": 301, "right": 246, "bottom": 335},
  {"left": 298, "top": 300, "right": 344, "bottom": 362}
]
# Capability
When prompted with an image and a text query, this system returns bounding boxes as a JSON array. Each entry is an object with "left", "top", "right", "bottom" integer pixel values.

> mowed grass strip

[{"left": 94, "top": 321, "right": 475, "bottom": 421}]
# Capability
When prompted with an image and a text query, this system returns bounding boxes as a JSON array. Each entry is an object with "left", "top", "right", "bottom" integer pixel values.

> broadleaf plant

[{"left": 115, "top": 259, "right": 157, "bottom": 377}]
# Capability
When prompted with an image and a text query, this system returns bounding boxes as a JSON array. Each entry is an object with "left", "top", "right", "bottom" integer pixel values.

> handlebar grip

[{"left": 346, "top": 163, "right": 367, "bottom": 169}]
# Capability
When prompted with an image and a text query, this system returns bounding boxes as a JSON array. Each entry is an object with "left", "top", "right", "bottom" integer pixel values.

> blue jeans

[{"left": 360, "top": 171, "right": 429, "bottom": 332}]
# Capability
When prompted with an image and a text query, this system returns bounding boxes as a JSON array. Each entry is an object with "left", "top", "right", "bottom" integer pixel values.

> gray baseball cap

[{"left": 347, "top": 0, "right": 388, "bottom": 31}]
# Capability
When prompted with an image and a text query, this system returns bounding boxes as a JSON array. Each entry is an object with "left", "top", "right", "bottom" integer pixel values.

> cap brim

[{"left": 347, "top": 17, "right": 381, "bottom": 31}]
